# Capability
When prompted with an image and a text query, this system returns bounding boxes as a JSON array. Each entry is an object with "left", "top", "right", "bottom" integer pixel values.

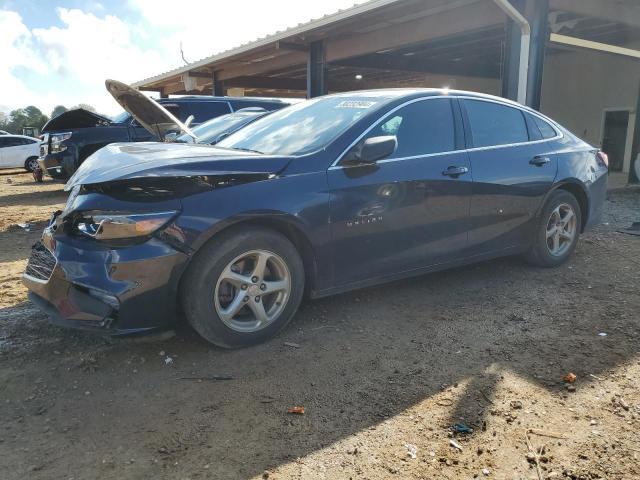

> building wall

[{"left": 540, "top": 46, "right": 640, "bottom": 172}]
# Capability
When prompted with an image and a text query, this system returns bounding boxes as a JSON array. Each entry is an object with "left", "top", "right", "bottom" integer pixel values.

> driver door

[{"left": 327, "top": 98, "right": 473, "bottom": 287}]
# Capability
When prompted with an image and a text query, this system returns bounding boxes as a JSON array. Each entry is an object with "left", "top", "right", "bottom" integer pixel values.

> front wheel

[
  {"left": 24, "top": 157, "right": 39, "bottom": 172},
  {"left": 180, "top": 227, "right": 305, "bottom": 348},
  {"left": 524, "top": 190, "right": 581, "bottom": 267}
]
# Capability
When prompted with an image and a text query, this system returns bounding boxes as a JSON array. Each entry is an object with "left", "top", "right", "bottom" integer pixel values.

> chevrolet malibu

[{"left": 23, "top": 89, "right": 608, "bottom": 348}]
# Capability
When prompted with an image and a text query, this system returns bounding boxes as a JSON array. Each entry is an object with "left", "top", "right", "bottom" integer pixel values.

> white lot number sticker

[{"left": 336, "top": 100, "right": 376, "bottom": 109}]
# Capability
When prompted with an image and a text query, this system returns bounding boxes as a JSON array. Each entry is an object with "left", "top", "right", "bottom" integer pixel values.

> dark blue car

[{"left": 23, "top": 89, "right": 608, "bottom": 348}]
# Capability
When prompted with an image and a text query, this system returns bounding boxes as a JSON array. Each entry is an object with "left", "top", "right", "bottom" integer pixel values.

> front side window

[
  {"left": 464, "top": 99, "right": 529, "bottom": 148},
  {"left": 218, "top": 95, "right": 392, "bottom": 156},
  {"left": 354, "top": 98, "right": 456, "bottom": 159}
]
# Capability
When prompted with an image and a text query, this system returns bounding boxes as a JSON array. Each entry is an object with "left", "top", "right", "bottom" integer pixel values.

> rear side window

[
  {"left": 180, "top": 101, "right": 231, "bottom": 123},
  {"left": 464, "top": 99, "right": 529, "bottom": 148},
  {"left": 0, "top": 137, "right": 21, "bottom": 147},
  {"left": 532, "top": 115, "right": 557, "bottom": 139},
  {"left": 363, "top": 98, "right": 456, "bottom": 158}
]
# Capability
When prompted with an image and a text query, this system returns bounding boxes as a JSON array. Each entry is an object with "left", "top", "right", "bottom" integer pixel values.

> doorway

[{"left": 601, "top": 110, "right": 630, "bottom": 172}]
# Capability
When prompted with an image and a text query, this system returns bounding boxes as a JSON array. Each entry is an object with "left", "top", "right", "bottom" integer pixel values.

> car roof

[{"left": 158, "top": 96, "right": 294, "bottom": 104}]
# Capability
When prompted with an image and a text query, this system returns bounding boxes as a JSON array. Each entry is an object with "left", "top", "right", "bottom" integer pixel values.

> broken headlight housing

[
  {"left": 50, "top": 132, "right": 72, "bottom": 153},
  {"left": 74, "top": 211, "right": 177, "bottom": 241}
]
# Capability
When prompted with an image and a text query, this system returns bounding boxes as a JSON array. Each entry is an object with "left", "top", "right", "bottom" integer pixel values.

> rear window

[
  {"left": 532, "top": 115, "right": 557, "bottom": 139},
  {"left": 179, "top": 101, "right": 231, "bottom": 123},
  {"left": 464, "top": 99, "right": 529, "bottom": 148}
]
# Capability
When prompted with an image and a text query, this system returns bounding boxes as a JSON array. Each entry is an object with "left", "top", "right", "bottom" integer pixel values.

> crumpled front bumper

[
  {"left": 23, "top": 221, "right": 189, "bottom": 335},
  {"left": 38, "top": 152, "right": 70, "bottom": 179}
]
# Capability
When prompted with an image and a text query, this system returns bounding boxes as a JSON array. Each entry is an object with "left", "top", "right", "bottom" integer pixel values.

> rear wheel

[
  {"left": 180, "top": 226, "right": 305, "bottom": 348},
  {"left": 24, "top": 157, "right": 39, "bottom": 172},
  {"left": 525, "top": 190, "right": 581, "bottom": 267}
]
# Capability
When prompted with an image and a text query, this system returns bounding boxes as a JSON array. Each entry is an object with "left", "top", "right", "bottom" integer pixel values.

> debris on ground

[
  {"left": 598, "top": 332, "right": 608, "bottom": 337},
  {"left": 449, "top": 439, "right": 463, "bottom": 451},
  {"left": 164, "top": 356, "right": 174, "bottom": 366},
  {"left": 563, "top": 372, "right": 577, "bottom": 383},
  {"left": 283, "top": 342, "right": 300, "bottom": 348},
  {"left": 453, "top": 423, "right": 473, "bottom": 434},
  {"left": 287, "top": 406, "right": 305, "bottom": 414},
  {"left": 405, "top": 443, "right": 418, "bottom": 459},
  {"left": 620, "top": 222, "right": 640, "bottom": 236},
  {"left": 510, "top": 400, "right": 523, "bottom": 409}
]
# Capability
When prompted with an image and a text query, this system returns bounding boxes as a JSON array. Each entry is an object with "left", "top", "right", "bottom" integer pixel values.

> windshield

[
  {"left": 177, "top": 111, "right": 265, "bottom": 144},
  {"left": 216, "top": 95, "right": 391, "bottom": 155},
  {"left": 112, "top": 111, "right": 130, "bottom": 123}
]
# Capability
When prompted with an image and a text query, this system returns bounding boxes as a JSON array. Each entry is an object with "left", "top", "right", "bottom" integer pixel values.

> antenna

[{"left": 180, "top": 41, "right": 189, "bottom": 65}]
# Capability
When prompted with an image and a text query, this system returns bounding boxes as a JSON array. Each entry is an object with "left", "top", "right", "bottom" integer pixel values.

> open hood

[
  {"left": 42, "top": 109, "right": 113, "bottom": 132},
  {"left": 65, "top": 142, "right": 292, "bottom": 190},
  {"left": 105, "top": 79, "right": 196, "bottom": 142}
]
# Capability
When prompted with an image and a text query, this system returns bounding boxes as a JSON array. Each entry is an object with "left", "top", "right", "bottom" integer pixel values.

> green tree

[
  {"left": 51, "top": 105, "right": 68, "bottom": 118},
  {"left": 72, "top": 103, "right": 96, "bottom": 112},
  {"left": 3, "top": 106, "right": 49, "bottom": 135}
]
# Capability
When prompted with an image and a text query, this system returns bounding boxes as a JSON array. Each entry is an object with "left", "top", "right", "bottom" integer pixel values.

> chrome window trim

[{"left": 329, "top": 94, "right": 563, "bottom": 170}]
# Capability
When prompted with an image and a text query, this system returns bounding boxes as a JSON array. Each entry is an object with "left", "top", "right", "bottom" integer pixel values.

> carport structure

[{"left": 133, "top": 0, "right": 640, "bottom": 180}]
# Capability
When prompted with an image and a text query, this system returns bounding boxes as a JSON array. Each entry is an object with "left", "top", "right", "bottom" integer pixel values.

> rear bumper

[
  {"left": 23, "top": 228, "right": 189, "bottom": 335},
  {"left": 584, "top": 171, "right": 608, "bottom": 231}
]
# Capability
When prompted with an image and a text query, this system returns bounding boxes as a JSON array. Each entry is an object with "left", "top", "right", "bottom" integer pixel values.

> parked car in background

[
  {"left": 174, "top": 108, "right": 272, "bottom": 144},
  {"left": 24, "top": 89, "right": 608, "bottom": 349},
  {"left": 0, "top": 130, "right": 10, "bottom": 135},
  {"left": 38, "top": 82, "right": 291, "bottom": 179},
  {"left": 0, "top": 134, "right": 40, "bottom": 171}
]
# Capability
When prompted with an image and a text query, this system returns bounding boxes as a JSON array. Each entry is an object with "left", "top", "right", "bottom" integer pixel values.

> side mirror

[{"left": 343, "top": 136, "right": 397, "bottom": 166}]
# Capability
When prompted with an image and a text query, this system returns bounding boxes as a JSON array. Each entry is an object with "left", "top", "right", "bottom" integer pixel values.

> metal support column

[
  {"left": 500, "top": 0, "right": 526, "bottom": 101},
  {"left": 525, "top": 0, "right": 549, "bottom": 110},
  {"left": 629, "top": 81, "right": 640, "bottom": 183},
  {"left": 307, "top": 40, "right": 327, "bottom": 98},
  {"left": 212, "top": 71, "right": 225, "bottom": 96}
]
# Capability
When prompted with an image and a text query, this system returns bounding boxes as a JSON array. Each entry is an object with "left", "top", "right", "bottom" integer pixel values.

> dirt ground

[{"left": 1, "top": 170, "right": 639, "bottom": 480}]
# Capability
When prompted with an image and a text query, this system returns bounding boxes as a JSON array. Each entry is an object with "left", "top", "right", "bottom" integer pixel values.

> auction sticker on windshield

[{"left": 335, "top": 100, "right": 376, "bottom": 109}]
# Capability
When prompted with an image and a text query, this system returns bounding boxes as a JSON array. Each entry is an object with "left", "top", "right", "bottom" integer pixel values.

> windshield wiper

[{"left": 232, "top": 147, "right": 263, "bottom": 154}]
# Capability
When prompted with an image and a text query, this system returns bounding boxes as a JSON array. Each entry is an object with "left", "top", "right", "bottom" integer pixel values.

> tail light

[{"left": 597, "top": 151, "right": 609, "bottom": 168}]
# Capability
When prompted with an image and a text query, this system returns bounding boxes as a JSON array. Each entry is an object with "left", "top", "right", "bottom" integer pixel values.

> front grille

[{"left": 25, "top": 241, "right": 56, "bottom": 281}]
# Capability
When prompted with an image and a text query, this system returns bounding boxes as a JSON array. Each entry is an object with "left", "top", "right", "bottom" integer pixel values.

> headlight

[
  {"left": 75, "top": 211, "right": 177, "bottom": 240},
  {"left": 50, "top": 132, "right": 72, "bottom": 153}
]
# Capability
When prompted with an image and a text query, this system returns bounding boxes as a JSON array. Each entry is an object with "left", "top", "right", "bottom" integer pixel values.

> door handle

[
  {"left": 530, "top": 156, "right": 551, "bottom": 166},
  {"left": 442, "top": 165, "right": 469, "bottom": 177}
]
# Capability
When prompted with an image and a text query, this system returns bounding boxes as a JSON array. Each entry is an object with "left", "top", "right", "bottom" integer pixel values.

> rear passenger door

[{"left": 461, "top": 98, "right": 558, "bottom": 254}]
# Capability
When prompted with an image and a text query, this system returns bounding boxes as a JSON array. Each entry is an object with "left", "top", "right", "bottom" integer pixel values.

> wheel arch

[
  {"left": 181, "top": 213, "right": 319, "bottom": 296},
  {"left": 544, "top": 180, "right": 590, "bottom": 232},
  {"left": 24, "top": 155, "right": 39, "bottom": 171}
]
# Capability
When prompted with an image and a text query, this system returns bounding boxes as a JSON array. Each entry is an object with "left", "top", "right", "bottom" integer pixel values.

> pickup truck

[{"left": 38, "top": 95, "right": 290, "bottom": 179}]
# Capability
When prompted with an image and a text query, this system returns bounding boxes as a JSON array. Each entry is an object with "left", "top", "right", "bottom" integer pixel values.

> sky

[{"left": 0, "top": 0, "right": 364, "bottom": 117}]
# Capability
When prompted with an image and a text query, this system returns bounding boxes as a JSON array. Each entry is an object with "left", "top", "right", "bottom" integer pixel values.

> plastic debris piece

[
  {"left": 405, "top": 443, "right": 417, "bottom": 459},
  {"left": 598, "top": 332, "right": 607, "bottom": 337},
  {"left": 287, "top": 406, "right": 305, "bottom": 414},
  {"left": 563, "top": 372, "right": 577, "bottom": 383},
  {"left": 449, "top": 439, "right": 463, "bottom": 451},
  {"left": 453, "top": 423, "right": 473, "bottom": 434},
  {"left": 164, "top": 356, "right": 173, "bottom": 365},
  {"left": 482, "top": 468, "right": 490, "bottom": 476}
]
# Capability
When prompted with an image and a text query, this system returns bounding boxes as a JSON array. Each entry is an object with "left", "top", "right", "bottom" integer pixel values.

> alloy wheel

[
  {"left": 545, "top": 203, "right": 577, "bottom": 257},
  {"left": 214, "top": 249, "right": 291, "bottom": 333},
  {"left": 27, "top": 158, "right": 39, "bottom": 172}
]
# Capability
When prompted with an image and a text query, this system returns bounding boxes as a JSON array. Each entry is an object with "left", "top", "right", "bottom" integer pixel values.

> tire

[
  {"left": 524, "top": 189, "right": 582, "bottom": 267},
  {"left": 24, "top": 157, "right": 39, "bottom": 172},
  {"left": 180, "top": 226, "right": 305, "bottom": 348}
]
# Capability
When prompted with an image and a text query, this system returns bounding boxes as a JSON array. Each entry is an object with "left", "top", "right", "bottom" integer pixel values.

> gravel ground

[{"left": 0, "top": 170, "right": 639, "bottom": 480}]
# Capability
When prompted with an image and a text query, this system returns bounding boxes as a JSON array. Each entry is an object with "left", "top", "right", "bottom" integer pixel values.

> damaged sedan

[{"left": 24, "top": 88, "right": 608, "bottom": 348}]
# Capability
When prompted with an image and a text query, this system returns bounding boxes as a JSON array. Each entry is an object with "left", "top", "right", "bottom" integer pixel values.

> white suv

[{"left": 0, "top": 135, "right": 41, "bottom": 171}]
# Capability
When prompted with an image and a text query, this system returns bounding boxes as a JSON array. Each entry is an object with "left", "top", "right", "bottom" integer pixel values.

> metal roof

[{"left": 131, "top": 0, "right": 405, "bottom": 88}]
